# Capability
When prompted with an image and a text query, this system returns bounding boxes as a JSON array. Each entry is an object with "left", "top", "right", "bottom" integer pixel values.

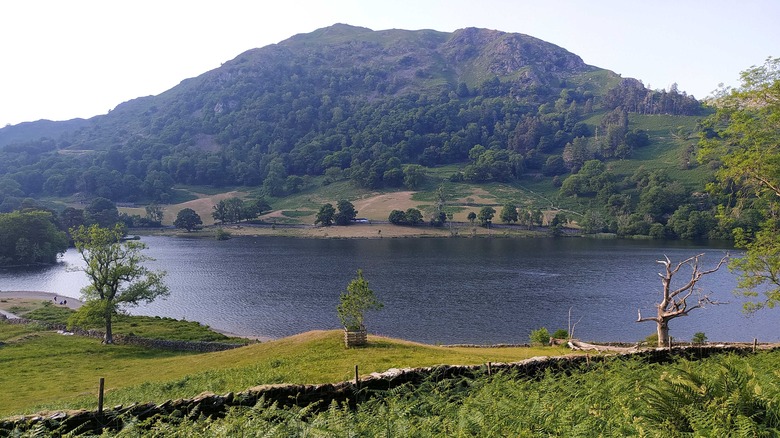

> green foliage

[
  {"left": 85, "top": 197, "right": 120, "bottom": 228},
  {"left": 403, "top": 164, "right": 427, "bottom": 190},
  {"left": 477, "top": 206, "right": 495, "bottom": 227},
  {"left": 22, "top": 301, "right": 73, "bottom": 324},
  {"left": 71, "top": 224, "right": 169, "bottom": 343},
  {"left": 643, "top": 332, "right": 659, "bottom": 347},
  {"left": 691, "top": 332, "right": 707, "bottom": 345},
  {"left": 700, "top": 57, "right": 780, "bottom": 311},
  {"left": 337, "top": 269, "right": 383, "bottom": 331},
  {"left": 334, "top": 200, "right": 357, "bottom": 226},
  {"left": 173, "top": 208, "right": 202, "bottom": 231},
  {"left": 529, "top": 327, "right": 551, "bottom": 345},
  {"left": 731, "top": 225, "right": 780, "bottom": 312},
  {"left": 552, "top": 329, "right": 569, "bottom": 339},
  {"left": 0, "top": 210, "right": 68, "bottom": 266},
  {"left": 144, "top": 203, "right": 164, "bottom": 225},
  {"left": 211, "top": 197, "right": 261, "bottom": 224},
  {"left": 214, "top": 227, "right": 232, "bottom": 240},
  {"left": 315, "top": 203, "right": 335, "bottom": 226},
  {"left": 388, "top": 208, "right": 423, "bottom": 226},
  {"left": 642, "top": 357, "right": 780, "bottom": 434},
  {"left": 499, "top": 203, "right": 518, "bottom": 224},
  {"left": 97, "top": 351, "right": 780, "bottom": 437}
]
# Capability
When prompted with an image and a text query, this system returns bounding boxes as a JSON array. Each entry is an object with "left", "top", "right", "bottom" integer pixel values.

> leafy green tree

[
  {"left": 252, "top": 197, "right": 272, "bottom": 215},
  {"left": 224, "top": 197, "right": 244, "bottom": 223},
  {"left": 699, "top": 57, "right": 780, "bottom": 311},
  {"left": 405, "top": 208, "right": 423, "bottom": 225},
  {"left": 212, "top": 200, "right": 228, "bottom": 224},
  {"left": 388, "top": 210, "right": 406, "bottom": 225},
  {"left": 0, "top": 210, "right": 68, "bottom": 266},
  {"left": 478, "top": 206, "right": 496, "bottom": 227},
  {"left": 403, "top": 164, "right": 426, "bottom": 190},
  {"left": 85, "top": 197, "right": 119, "bottom": 228},
  {"left": 315, "top": 203, "right": 335, "bottom": 226},
  {"left": 334, "top": 200, "right": 357, "bottom": 225},
  {"left": 60, "top": 207, "right": 85, "bottom": 236},
  {"left": 542, "top": 155, "right": 567, "bottom": 176},
  {"left": 467, "top": 211, "right": 477, "bottom": 225},
  {"left": 691, "top": 332, "right": 708, "bottom": 345},
  {"left": 531, "top": 209, "right": 544, "bottom": 227},
  {"left": 500, "top": 204, "right": 518, "bottom": 224},
  {"left": 144, "top": 204, "right": 164, "bottom": 225},
  {"left": 173, "top": 208, "right": 203, "bottom": 231},
  {"left": 337, "top": 269, "right": 383, "bottom": 331},
  {"left": 69, "top": 224, "right": 169, "bottom": 344}
]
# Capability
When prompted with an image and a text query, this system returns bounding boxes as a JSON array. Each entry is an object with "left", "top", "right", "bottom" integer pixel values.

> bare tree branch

[{"left": 639, "top": 253, "right": 729, "bottom": 347}]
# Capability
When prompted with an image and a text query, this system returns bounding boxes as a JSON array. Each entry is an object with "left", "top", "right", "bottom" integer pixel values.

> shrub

[
  {"left": 529, "top": 327, "right": 551, "bottom": 345},
  {"left": 642, "top": 332, "right": 659, "bottom": 347},
  {"left": 215, "top": 228, "right": 231, "bottom": 240},
  {"left": 692, "top": 332, "right": 708, "bottom": 345},
  {"left": 552, "top": 329, "right": 569, "bottom": 340}
]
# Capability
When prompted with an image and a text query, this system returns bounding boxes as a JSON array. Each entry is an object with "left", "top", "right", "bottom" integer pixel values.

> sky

[{"left": 1, "top": 0, "right": 777, "bottom": 127}]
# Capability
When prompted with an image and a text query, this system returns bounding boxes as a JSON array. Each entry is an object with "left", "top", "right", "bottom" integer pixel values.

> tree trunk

[
  {"left": 657, "top": 320, "right": 669, "bottom": 348},
  {"left": 104, "top": 311, "right": 114, "bottom": 344}
]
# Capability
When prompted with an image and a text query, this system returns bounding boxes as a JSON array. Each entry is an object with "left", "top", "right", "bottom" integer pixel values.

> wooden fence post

[
  {"left": 753, "top": 338, "right": 758, "bottom": 353},
  {"left": 487, "top": 362, "right": 492, "bottom": 376},
  {"left": 354, "top": 365, "right": 359, "bottom": 388},
  {"left": 98, "top": 377, "right": 105, "bottom": 415}
]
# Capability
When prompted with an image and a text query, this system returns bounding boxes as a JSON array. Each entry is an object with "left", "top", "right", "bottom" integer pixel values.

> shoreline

[
  {"left": 137, "top": 222, "right": 556, "bottom": 240},
  {"left": 0, "top": 290, "right": 83, "bottom": 310},
  {"left": 0, "top": 290, "right": 271, "bottom": 341}
]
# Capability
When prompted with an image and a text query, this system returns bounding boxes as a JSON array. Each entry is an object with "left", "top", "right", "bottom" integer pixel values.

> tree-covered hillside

[{"left": 0, "top": 24, "right": 707, "bottom": 237}]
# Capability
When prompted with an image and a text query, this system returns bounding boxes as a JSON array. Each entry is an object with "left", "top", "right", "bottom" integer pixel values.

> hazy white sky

[{"left": 1, "top": 0, "right": 777, "bottom": 127}]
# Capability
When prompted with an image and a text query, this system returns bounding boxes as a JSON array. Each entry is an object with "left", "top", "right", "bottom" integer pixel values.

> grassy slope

[
  {"left": 0, "top": 299, "right": 245, "bottom": 343},
  {"left": 0, "top": 325, "right": 572, "bottom": 417}
]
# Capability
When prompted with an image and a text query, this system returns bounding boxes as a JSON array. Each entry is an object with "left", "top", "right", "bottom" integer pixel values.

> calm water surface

[{"left": 1, "top": 236, "right": 777, "bottom": 344}]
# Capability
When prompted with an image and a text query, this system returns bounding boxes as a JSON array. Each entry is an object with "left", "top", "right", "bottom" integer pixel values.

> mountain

[
  {"left": 0, "top": 118, "right": 89, "bottom": 148},
  {"left": 0, "top": 24, "right": 701, "bottom": 209}
]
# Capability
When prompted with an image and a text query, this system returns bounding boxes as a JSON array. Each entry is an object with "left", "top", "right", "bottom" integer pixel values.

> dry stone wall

[{"left": 0, "top": 345, "right": 766, "bottom": 436}]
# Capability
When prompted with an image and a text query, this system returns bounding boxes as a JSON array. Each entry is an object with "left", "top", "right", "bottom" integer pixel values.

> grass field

[{"left": 0, "top": 321, "right": 574, "bottom": 417}]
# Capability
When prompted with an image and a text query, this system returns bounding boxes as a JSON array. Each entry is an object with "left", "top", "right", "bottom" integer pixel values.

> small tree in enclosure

[
  {"left": 337, "top": 269, "right": 383, "bottom": 332},
  {"left": 637, "top": 253, "right": 729, "bottom": 347}
]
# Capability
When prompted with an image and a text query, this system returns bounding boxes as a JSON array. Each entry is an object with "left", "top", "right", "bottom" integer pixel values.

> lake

[{"left": 1, "top": 235, "right": 777, "bottom": 345}]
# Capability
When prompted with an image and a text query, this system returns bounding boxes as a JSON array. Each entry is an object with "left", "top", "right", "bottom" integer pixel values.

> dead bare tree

[
  {"left": 637, "top": 253, "right": 729, "bottom": 348},
  {"left": 568, "top": 307, "right": 583, "bottom": 339}
]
